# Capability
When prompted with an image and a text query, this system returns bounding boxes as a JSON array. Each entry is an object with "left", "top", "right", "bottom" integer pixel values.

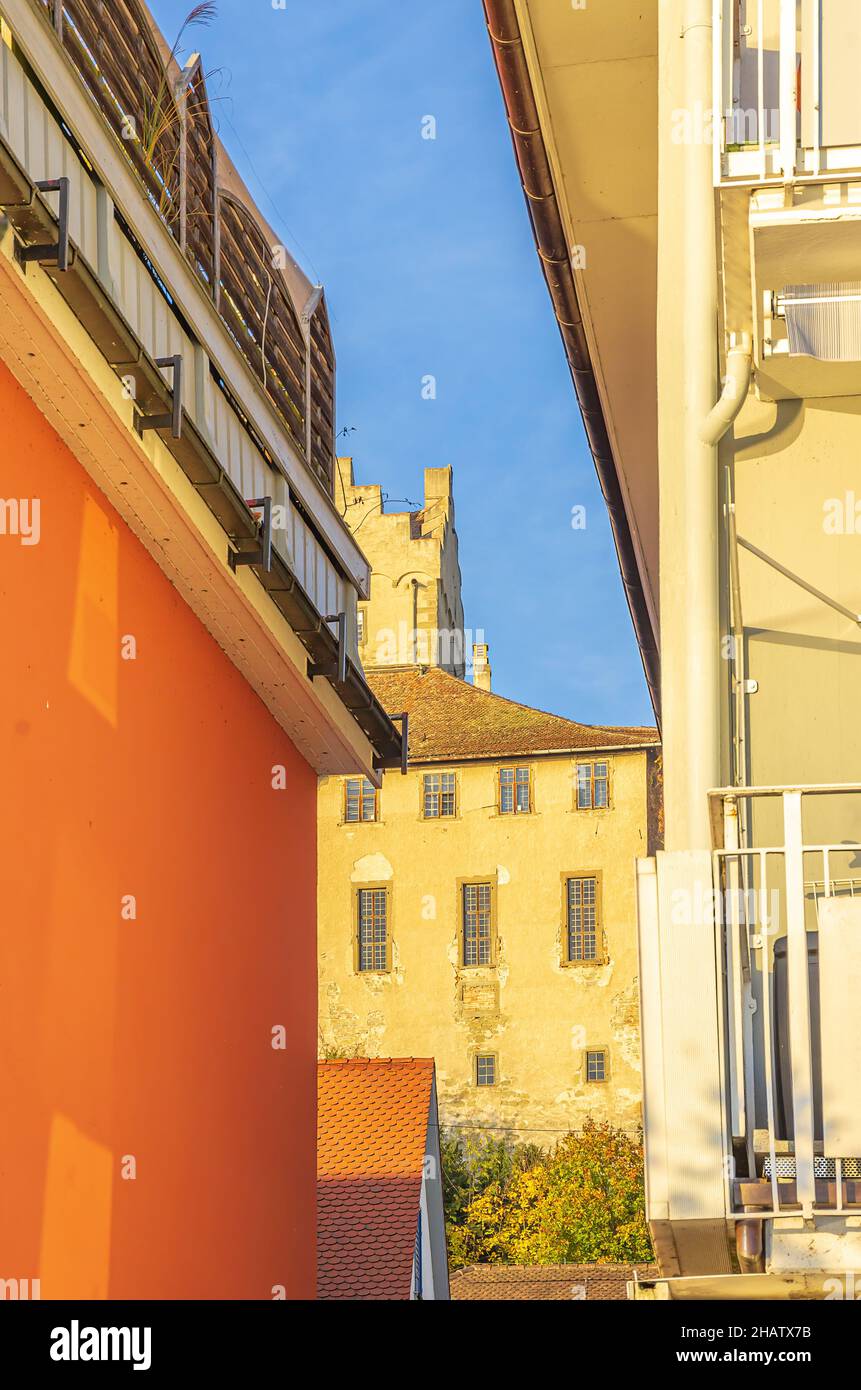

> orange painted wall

[{"left": 0, "top": 362, "right": 317, "bottom": 1299}]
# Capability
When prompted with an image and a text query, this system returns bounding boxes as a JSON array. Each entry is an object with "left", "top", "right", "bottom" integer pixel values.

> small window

[
  {"left": 345, "top": 777, "right": 378, "bottom": 823},
  {"left": 576, "top": 761, "right": 609, "bottom": 810},
  {"left": 461, "top": 882, "right": 494, "bottom": 966},
  {"left": 356, "top": 887, "right": 389, "bottom": 972},
  {"left": 566, "top": 876, "right": 600, "bottom": 962},
  {"left": 475, "top": 1054, "right": 497, "bottom": 1087},
  {"left": 357, "top": 609, "right": 365, "bottom": 644},
  {"left": 586, "top": 1049, "right": 608, "bottom": 1083},
  {"left": 423, "top": 771, "right": 456, "bottom": 819},
  {"left": 499, "top": 766, "right": 530, "bottom": 815}
]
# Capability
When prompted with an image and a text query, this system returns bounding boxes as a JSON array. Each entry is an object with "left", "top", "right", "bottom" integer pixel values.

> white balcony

[
  {"left": 712, "top": 785, "right": 861, "bottom": 1226},
  {"left": 714, "top": 0, "right": 861, "bottom": 187},
  {"left": 638, "top": 783, "right": 861, "bottom": 1278}
]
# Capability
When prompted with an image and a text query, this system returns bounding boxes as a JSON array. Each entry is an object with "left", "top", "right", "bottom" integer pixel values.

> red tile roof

[
  {"left": 317, "top": 1059, "right": 435, "bottom": 1300},
  {"left": 450, "top": 1263, "right": 659, "bottom": 1301},
  {"left": 366, "top": 666, "right": 658, "bottom": 763}
]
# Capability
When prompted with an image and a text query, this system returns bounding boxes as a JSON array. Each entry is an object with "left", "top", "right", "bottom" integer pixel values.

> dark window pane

[
  {"left": 463, "top": 883, "right": 492, "bottom": 966},
  {"left": 576, "top": 764, "right": 592, "bottom": 809},
  {"left": 424, "top": 774, "right": 439, "bottom": 818},
  {"left": 476, "top": 1054, "right": 496, "bottom": 1087},
  {"left": 345, "top": 778, "right": 361, "bottom": 822},
  {"left": 358, "top": 889, "right": 387, "bottom": 971},
  {"left": 586, "top": 1050, "right": 606, "bottom": 1082},
  {"left": 567, "top": 876, "right": 598, "bottom": 961},
  {"left": 594, "top": 763, "right": 609, "bottom": 808}
]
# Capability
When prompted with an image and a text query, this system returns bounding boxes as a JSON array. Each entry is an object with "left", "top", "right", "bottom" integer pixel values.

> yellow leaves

[{"left": 445, "top": 1120, "right": 653, "bottom": 1267}]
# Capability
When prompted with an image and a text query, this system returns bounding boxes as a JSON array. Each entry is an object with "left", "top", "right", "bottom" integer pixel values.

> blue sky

[{"left": 151, "top": 0, "right": 652, "bottom": 728}]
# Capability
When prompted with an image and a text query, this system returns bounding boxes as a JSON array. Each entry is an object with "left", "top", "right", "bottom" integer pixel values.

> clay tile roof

[
  {"left": 366, "top": 666, "right": 658, "bottom": 763},
  {"left": 449, "top": 1263, "right": 660, "bottom": 1301},
  {"left": 317, "top": 1059, "right": 435, "bottom": 1301}
]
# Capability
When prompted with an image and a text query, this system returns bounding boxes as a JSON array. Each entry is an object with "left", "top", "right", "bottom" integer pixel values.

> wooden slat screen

[
  {"left": 218, "top": 194, "right": 306, "bottom": 459},
  {"left": 309, "top": 297, "right": 335, "bottom": 493}
]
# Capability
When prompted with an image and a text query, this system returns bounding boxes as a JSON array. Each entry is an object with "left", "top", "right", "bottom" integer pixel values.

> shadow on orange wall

[{"left": 0, "top": 362, "right": 317, "bottom": 1299}]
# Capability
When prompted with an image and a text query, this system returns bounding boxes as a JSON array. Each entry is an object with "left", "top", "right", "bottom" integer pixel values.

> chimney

[{"left": 472, "top": 643, "right": 491, "bottom": 692}]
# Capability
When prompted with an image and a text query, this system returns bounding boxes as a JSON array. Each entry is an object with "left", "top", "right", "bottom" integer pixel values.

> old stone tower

[{"left": 335, "top": 457, "right": 467, "bottom": 677}]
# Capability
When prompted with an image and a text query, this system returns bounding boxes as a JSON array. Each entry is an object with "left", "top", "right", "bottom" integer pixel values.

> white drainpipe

[
  {"left": 660, "top": 0, "right": 722, "bottom": 852},
  {"left": 701, "top": 335, "right": 753, "bottom": 445}
]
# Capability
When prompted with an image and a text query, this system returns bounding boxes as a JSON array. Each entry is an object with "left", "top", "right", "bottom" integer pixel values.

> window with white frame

[
  {"left": 499, "top": 765, "right": 531, "bottom": 814},
  {"left": 423, "top": 771, "right": 456, "bottom": 818},
  {"left": 576, "top": 761, "right": 609, "bottom": 810},
  {"left": 345, "top": 777, "right": 378, "bottom": 823}
]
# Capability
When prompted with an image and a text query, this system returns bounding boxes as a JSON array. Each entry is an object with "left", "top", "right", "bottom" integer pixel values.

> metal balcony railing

[
  {"left": 0, "top": 5, "right": 347, "bottom": 635},
  {"left": 714, "top": 0, "right": 861, "bottom": 186},
  {"left": 29, "top": 0, "right": 335, "bottom": 492},
  {"left": 710, "top": 784, "right": 861, "bottom": 1225}
]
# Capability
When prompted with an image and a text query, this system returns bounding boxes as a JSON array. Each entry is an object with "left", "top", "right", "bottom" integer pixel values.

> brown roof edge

[{"left": 481, "top": 0, "right": 661, "bottom": 728}]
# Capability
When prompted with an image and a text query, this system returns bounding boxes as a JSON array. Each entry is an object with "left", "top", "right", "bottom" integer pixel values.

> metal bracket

[
  {"left": 138, "top": 355, "right": 183, "bottom": 438},
  {"left": 228, "top": 496, "right": 273, "bottom": 573},
  {"left": 309, "top": 612, "right": 347, "bottom": 685},
  {"left": 20, "top": 177, "right": 70, "bottom": 271},
  {"left": 391, "top": 712, "right": 409, "bottom": 776}
]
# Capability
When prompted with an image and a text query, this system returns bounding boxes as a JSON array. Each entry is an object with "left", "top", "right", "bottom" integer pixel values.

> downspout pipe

[
  {"left": 482, "top": 0, "right": 661, "bottom": 727},
  {"left": 701, "top": 336, "right": 752, "bottom": 446}
]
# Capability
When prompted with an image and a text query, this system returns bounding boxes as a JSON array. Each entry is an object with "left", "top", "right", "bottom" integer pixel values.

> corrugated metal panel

[{"left": 783, "top": 282, "right": 861, "bottom": 360}]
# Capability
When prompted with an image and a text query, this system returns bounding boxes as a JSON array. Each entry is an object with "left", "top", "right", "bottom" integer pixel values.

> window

[
  {"left": 566, "top": 875, "right": 600, "bottom": 962},
  {"left": 576, "top": 761, "right": 609, "bottom": 810},
  {"left": 461, "top": 882, "right": 494, "bottom": 966},
  {"left": 357, "top": 609, "right": 365, "bottom": 644},
  {"left": 345, "top": 777, "right": 378, "bottom": 823},
  {"left": 475, "top": 1054, "right": 497, "bottom": 1087},
  {"left": 586, "top": 1049, "right": 608, "bottom": 1083},
  {"left": 499, "top": 766, "right": 531, "bottom": 815},
  {"left": 356, "top": 887, "right": 389, "bottom": 972},
  {"left": 423, "top": 772, "right": 456, "bottom": 818}
]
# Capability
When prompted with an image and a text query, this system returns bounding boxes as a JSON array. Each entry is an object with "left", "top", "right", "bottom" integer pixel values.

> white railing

[
  {"left": 0, "top": 24, "right": 353, "bottom": 643},
  {"left": 711, "top": 784, "right": 861, "bottom": 1223},
  {"left": 713, "top": 0, "right": 861, "bottom": 185}
]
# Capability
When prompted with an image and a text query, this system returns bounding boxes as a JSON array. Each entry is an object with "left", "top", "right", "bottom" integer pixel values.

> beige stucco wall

[{"left": 318, "top": 749, "right": 652, "bottom": 1147}]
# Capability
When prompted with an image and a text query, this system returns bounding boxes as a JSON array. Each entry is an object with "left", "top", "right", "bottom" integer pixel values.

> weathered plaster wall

[{"left": 318, "top": 750, "right": 649, "bottom": 1146}]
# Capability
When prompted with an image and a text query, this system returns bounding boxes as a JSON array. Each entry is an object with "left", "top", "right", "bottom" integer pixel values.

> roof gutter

[{"left": 482, "top": 0, "right": 661, "bottom": 726}]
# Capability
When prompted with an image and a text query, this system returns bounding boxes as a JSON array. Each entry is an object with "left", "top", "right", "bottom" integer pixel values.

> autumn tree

[{"left": 444, "top": 1120, "right": 652, "bottom": 1268}]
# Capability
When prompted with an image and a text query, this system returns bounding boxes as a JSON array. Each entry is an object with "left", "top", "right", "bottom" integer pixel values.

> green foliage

[{"left": 443, "top": 1120, "right": 652, "bottom": 1268}]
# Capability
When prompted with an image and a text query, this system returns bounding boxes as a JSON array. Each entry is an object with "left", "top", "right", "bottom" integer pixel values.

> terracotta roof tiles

[
  {"left": 366, "top": 666, "right": 658, "bottom": 763},
  {"left": 317, "top": 1059, "right": 435, "bottom": 1300},
  {"left": 450, "top": 1263, "right": 659, "bottom": 1301}
]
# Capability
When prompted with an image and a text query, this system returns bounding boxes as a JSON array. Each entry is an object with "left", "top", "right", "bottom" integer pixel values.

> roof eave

[{"left": 481, "top": 0, "right": 661, "bottom": 728}]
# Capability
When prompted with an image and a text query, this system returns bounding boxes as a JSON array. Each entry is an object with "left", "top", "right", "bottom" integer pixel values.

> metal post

[
  {"left": 779, "top": 0, "right": 797, "bottom": 180},
  {"left": 783, "top": 790, "right": 816, "bottom": 1217}
]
